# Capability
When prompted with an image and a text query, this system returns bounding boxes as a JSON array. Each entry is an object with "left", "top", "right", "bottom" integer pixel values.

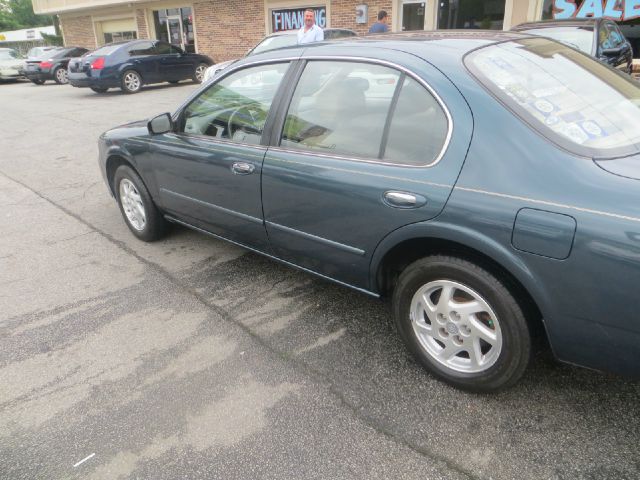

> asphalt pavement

[{"left": 0, "top": 79, "right": 638, "bottom": 480}]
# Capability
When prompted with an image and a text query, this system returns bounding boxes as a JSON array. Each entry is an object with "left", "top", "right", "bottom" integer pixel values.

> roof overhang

[{"left": 32, "top": 0, "right": 147, "bottom": 15}]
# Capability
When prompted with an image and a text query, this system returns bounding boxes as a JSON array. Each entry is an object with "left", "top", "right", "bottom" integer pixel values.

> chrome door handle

[
  {"left": 382, "top": 191, "right": 427, "bottom": 209},
  {"left": 231, "top": 162, "right": 255, "bottom": 175}
]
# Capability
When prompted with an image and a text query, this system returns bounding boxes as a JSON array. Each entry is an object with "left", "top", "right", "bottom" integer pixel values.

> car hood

[
  {"left": 102, "top": 119, "right": 149, "bottom": 141},
  {"left": 595, "top": 155, "right": 640, "bottom": 180}
]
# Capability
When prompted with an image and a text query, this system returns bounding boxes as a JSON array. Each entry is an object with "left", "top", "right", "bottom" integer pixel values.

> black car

[
  {"left": 23, "top": 47, "right": 89, "bottom": 85},
  {"left": 512, "top": 18, "right": 633, "bottom": 74},
  {"left": 68, "top": 40, "right": 214, "bottom": 94}
]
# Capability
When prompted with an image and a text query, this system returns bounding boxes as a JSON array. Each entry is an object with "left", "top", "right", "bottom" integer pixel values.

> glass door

[
  {"left": 167, "top": 16, "right": 184, "bottom": 49},
  {"left": 402, "top": 1, "right": 426, "bottom": 31}
]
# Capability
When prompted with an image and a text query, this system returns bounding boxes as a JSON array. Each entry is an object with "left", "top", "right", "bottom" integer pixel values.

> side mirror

[
  {"left": 148, "top": 113, "right": 173, "bottom": 135},
  {"left": 602, "top": 47, "right": 623, "bottom": 56}
]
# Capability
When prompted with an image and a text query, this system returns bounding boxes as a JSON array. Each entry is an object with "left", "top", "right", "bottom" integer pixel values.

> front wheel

[
  {"left": 392, "top": 255, "right": 531, "bottom": 393},
  {"left": 192, "top": 63, "right": 208, "bottom": 83},
  {"left": 113, "top": 165, "right": 167, "bottom": 241},
  {"left": 121, "top": 70, "right": 142, "bottom": 94},
  {"left": 31, "top": 79, "right": 45, "bottom": 85},
  {"left": 53, "top": 66, "right": 68, "bottom": 84}
]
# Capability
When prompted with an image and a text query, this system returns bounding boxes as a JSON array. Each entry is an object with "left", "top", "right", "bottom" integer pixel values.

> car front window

[
  {"left": 182, "top": 62, "right": 289, "bottom": 144},
  {"left": 466, "top": 37, "right": 640, "bottom": 157},
  {"left": 520, "top": 26, "right": 593, "bottom": 54}
]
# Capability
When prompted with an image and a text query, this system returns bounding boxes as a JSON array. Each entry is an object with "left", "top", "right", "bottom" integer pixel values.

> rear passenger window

[
  {"left": 128, "top": 42, "right": 154, "bottom": 56},
  {"left": 383, "top": 77, "right": 449, "bottom": 166},
  {"left": 280, "top": 60, "right": 449, "bottom": 165},
  {"left": 281, "top": 61, "right": 399, "bottom": 158}
]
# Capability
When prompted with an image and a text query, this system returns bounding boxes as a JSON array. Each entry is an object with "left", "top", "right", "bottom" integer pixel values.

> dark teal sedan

[{"left": 98, "top": 32, "right": 640, "bottom": 392}]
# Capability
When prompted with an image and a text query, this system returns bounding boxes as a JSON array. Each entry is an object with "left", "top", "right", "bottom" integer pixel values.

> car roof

[
  {"left": 267, "top": 27, "right": 357, "bottom": 37},
  {"left": 512, "top": 18, "right": 602, "bottom": 31}
]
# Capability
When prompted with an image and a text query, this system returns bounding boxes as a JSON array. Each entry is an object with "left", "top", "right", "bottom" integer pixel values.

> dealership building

[{"left": 31, "top": 0, "right": 640, "bottom": 62}]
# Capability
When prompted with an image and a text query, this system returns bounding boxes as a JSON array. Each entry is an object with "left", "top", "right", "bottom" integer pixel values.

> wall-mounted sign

[
  {"left": 553, "top": 0, "right": 640, "bottom": 21},
  {"left": 355, "top": 4, "right": 368, "bottom": 24},
  {"left": 272, "top": 6, "right": 327, "bottom": 32}
]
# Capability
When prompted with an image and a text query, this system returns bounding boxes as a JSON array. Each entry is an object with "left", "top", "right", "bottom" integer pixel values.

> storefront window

[
  {"left": 402, "top": 1, "right": 425, "bottom": 31},
  {"left": 153, "top": 7, "right": 195, "bottom": 53},
  {"left": 438, "top": 0, "right": 505, "bottom": 30},
  {"left": 104, "top": 31, "right": 137, "bottom": 43}
]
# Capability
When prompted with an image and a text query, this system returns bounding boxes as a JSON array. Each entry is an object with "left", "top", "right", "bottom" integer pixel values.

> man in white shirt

[{"left": 297, "top": 9, "right": 324, "bottom": 44}]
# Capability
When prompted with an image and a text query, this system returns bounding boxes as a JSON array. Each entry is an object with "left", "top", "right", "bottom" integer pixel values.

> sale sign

[{"left": 553, "top": 0, "right": 640, "bottom": 20}]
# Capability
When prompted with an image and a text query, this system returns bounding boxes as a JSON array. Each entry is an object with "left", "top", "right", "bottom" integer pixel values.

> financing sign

[{"left": 272, "top": 6, "right": 327, "bottom": 32}]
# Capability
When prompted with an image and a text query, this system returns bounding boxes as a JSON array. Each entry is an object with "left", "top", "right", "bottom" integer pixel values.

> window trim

[
  {"left": 173, "top": 55, "right": 454, "bottom": 169},
  {"left": 273, "top": 56, "right": 454, "bottom": 168}
]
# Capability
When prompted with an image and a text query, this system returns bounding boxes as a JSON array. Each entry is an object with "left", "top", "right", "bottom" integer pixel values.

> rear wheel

[
  {"left": 53, "top": 66, "right": 68, "bottom": 85},
  {"left": 113, "top": 165, "right": 166, "bottom": 241},
  {"left": 192, "top": 63, "right": 208, "bottom": 83},
  {"left": 121, "top": 70, "right": 142, "bottom": 94},
  {"left": 90, "top": 86, "right": 108, "bottom": 93},
  {"left": 30, "top": 79, "right": 45, "bottom": 85},
  {"left": 392, "top": 255, "right": 531, "bottom": 392}
]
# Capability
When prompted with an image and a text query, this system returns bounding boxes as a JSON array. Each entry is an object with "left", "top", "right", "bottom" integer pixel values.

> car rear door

[
  {"left": 126, "top": 41, "right": 159, "bottom": 83},
  {"left": 148, "top": 61, "right": 293, "bottom": 250},
  {"left": 261, "top": 51, "right": 473, "bottom": 290},
  {"left": 155, "top": 42, "right": 193, "bottom": 80}
]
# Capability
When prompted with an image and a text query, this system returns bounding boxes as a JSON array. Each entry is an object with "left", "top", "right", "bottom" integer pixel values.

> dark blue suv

[{"left": 68, "top": 40, "right": 213, "bottom": 94}]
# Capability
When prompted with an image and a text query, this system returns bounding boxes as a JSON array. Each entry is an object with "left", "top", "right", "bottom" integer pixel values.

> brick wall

[
  {"left": 194, "top": 0, "right": 266, "bottom": 62},
  {"left": 59, "top": 15, "right": 96, "bottom": 49},
  {"left": 136, "top": 9, "right": 149, "bottom": 39},
  {"left": 331, "top": 1, "right": 393, "bottom": 35}
]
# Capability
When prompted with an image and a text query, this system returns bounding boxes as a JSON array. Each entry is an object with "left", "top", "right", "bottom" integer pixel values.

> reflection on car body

[{"left": 99, "top": 32, "right": 640, "bottom": 392}]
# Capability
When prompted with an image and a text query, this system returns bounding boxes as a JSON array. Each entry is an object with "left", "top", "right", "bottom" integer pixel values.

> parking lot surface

[{"left": 0, "top": 80, "right": 639, "bottom": 480}]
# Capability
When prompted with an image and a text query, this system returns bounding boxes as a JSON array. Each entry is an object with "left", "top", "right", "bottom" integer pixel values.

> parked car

[
  {"left": 203, "top": 28, "right": 357, "bottom": 81},
  {"left": 512, "top": 18, "right": 633, "bottom": 74},
  {"left": 26, "top": 45, "right": 63, "bottom": 60},
  {"left": 99, "top": 32, "right": 640, "bottom": 392},
  {"left": 68, "top": 40, "right": 213, "bottom": 94},
  {"left": 23, "top": 46, "right": 89, "bottom": 85},
  {"left": 0, "top": 48, "right": 25, "bottom": 81}
]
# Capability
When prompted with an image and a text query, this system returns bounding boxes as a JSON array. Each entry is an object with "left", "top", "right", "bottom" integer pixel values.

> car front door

[
  {"left": 149, "top": 61, "right": 292, "bottom": 250},
  {"left": 261, "top": 54, "right": 473, "bottom": 290}
]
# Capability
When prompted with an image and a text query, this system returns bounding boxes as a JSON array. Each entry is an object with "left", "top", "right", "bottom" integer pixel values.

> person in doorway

[
  {"left": 297, "top": 9, "right": 324, "bottom": 44},
  {"left": 369, "top": 10, "right": 389, "bottom": 34}
]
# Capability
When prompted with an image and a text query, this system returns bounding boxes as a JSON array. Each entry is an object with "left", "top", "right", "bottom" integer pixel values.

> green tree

[{"left": 0, "top": 0, "right": 53, "bottom": 31}]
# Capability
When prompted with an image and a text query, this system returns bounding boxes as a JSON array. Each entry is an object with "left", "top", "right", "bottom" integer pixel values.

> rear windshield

[
  {"left": 249, "top": 35, "right": 297, "bottom": 55},
  {"left": 519, "top": 26, "right": 593, "bottom": 54},
  {"left": 465, "top": 37, "right": 640, "bottom": 158},
  {"left": 89, "top": 44, "right": 122, "bottom": 56}
]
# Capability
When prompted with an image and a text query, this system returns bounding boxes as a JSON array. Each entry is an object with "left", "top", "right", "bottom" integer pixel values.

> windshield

[
  {"left": 519, "top": 26, "right": 594, "bottom": 54},
  {"left": 89, "top": 44, "right": 123, "bottom": 56},
  {"left": 466, "top": 37, "right": 640, "bottom": 158},
  {"left": 248, "top": 34, "right": 297, "bottom": 56}
]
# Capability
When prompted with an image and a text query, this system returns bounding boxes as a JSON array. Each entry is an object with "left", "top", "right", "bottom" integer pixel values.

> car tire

[
  {"left": 30, "top": 79, "right": 45, "bottom": 85},
  {"left": 392, "top": 255, "right": 531, "bottom": 393},
  {"left": 121, "top": 69, "right": 142, "bottom": 94},
  {"left": 168, "top": 80, "right": 180, "bottom": 84},
  {"left": 113, "top": 165, "right": 167, "bottom": 242},
  {"left": 53, "top": 66, "right": 68, "bottom": 85},
  {"left": 90, "top": 86, "right": 108, "bottom": 93},
  {"left": 192, "top": 63, "right": 208, "bottom": 83}
]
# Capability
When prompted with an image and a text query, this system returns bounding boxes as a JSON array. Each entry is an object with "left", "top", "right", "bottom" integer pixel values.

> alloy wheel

[
  {"left": 56, "top": 68, "right": 68, "bottom": 84},
  {"left": 409, "top": 280, "right": 503, "bottom": 373},
  {"left": 124, "top": 72, "right": 141, "bottom": 92},
  {"left": 119, "top": 178, "right": 146, "bottom": 231}
]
